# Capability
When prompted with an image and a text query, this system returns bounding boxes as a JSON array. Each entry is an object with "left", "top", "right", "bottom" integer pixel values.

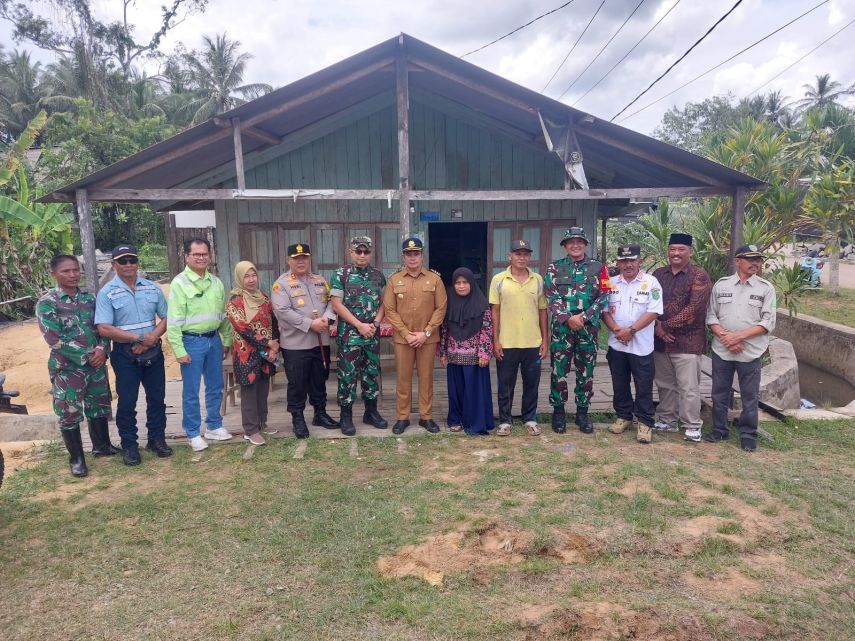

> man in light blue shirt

[{"left": 95, "top": 244, "right": 172, "bottom": 465}]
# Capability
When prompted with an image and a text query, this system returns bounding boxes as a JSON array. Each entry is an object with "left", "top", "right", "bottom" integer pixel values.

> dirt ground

[{"left": 0, "top": 283, "right": 181, "bottom": 416}]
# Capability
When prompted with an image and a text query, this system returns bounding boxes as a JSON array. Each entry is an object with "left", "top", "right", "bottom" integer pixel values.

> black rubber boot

[
  {"left": 292, "top": 412, "right": 310, "bottom": 439},
  {"left": 312, "top": 405, "right": 339, "bottom": 429},
  {"left": 575, "top": 409, "right": 594, "bottom": 434},
  {"left": 339, "top": 405, "right": 356, "bottom": 436},
  {"left": 87, "top": 416, "right": 120, "bottom": 456},
  {"left": 362, "top": 398, "right": 388, "bottom": 429},
  {"left": 392, "top": 420, "right": 409, "bottom": 435},
  {"left": 60, "top": 427, "right": 88, "bottom": 477},
  {"left": 551, "top": 406, "right": 566, "bottom": 434}
]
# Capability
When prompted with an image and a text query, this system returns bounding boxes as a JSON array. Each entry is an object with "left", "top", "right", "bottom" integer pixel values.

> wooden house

[{"left": 43, "top": 34, "right": 762, "bottom": 294}]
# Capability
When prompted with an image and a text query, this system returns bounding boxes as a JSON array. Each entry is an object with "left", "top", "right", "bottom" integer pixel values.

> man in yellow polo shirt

[
  {"left": 489, "top": 239, "right": 548, "bottom": 436},
  {"left": 167, "top": 238, "right": 234, "bottom": 451}
]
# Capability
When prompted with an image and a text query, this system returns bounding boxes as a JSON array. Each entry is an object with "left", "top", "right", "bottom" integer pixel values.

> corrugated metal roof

[{"left": 42, "top": 33, "right": 762, "bottom": 203}]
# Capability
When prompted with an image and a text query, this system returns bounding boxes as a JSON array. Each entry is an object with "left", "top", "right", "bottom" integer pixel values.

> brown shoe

[
  {"left": 636, "top": 423, "right": 653, "bottom": 444},
  {"left": 609, "top": 418, "right": 633, "bottom": 434}
]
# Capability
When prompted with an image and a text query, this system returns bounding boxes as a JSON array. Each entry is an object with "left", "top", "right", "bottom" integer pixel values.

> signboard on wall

[{"left": 419, "top": 211, "right": 440, "bottom": 223}]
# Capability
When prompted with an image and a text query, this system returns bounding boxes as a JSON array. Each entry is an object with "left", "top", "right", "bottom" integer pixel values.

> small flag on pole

[{"left": 599, "top": 264, "right": 616, "bottom": 291}]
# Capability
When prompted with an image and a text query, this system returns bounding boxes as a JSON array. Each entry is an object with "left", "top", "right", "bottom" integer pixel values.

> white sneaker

[
  {"left": 189, "top": 436, "right": 208, "bottom": 451},
  {"left": 205, "top": 427, "right": 233, "bottom": 441},
  {"left": 654, "top": 420, "right": 679, "bottom": 432},
  {"left": 684, "top": 428, "right": 702, "bottom": 443}
]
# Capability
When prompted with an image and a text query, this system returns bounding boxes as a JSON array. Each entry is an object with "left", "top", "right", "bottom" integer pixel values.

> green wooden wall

[{"left": 213, "top": 93, "right": 597, "bottom": 289}]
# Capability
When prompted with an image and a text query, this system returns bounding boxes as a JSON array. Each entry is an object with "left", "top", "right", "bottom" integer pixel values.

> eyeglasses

[
  {"left": 116, "top": 257, "right": 138, "bottom": 265},
  {"left": 188, "top": 253, "right": 209, "bottom": 259},
  {"left": 354, "top": 249, "right": 371, "bottom": 255}
]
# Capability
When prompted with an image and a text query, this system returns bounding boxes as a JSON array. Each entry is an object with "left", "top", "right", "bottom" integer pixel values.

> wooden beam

[
  {"left": 575, "top": 125, "right": 730, "bottom": 188},
  {"left": 97, "top": 58, "right": 395, "bottom": 189},
  {"left": 409, "top": 56, "right": 540, "bottom": 121},
  {"left": 75, "top": 189, "right": 99, "bottom": 293},
  {"left": 232, "top": 118, "right": 246, "bottom": 192},
  {"left": 51, "top": 186, "right": 734, "bottom": 203},
  {"left": 396, "top": 41, "right": 411, "bottom": 239},
  {"left": 730, "top": 185, "right": 746, "bottom": 267},
  {"left": 600, "top": 217, "right": 607, "bottom": 261},
  {"left": 242, "top": 125, "right": 281, "bottom": 146}
]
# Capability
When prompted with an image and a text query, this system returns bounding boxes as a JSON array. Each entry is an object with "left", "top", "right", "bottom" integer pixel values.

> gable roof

[{"left": 42, "top": 33, "right": 762, "bottom": 204}]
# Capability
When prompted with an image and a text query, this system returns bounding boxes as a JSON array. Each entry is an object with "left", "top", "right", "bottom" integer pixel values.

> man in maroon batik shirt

[{"left": 651, "top": 233, "right": 712, "bottom": 443}]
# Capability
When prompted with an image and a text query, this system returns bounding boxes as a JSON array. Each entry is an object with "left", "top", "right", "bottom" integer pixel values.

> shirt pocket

[
  {"left": 110, "top": 295, "right": 129, "bottom": 310},
  {"left": 422, "top": 282, "right": 436, "bottom": 293}
]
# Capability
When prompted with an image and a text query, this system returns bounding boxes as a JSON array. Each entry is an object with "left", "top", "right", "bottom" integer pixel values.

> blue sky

[{"left": 3, "top": 0, "right": 853, "bottom": 134}]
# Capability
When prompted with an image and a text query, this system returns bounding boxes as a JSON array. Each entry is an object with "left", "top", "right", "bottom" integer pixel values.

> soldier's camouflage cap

[
  {"left": 560, "top": 226, "right": 589, "bottom": 245},
  {"left": 350, "top": 236, "right": 372, "bottom": 248}
]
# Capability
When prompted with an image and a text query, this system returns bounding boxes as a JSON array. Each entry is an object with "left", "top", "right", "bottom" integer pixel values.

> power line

[
  {"left": 746, "top": 16, "right": 855, "bottom": 98},
  {"left": 572, "top": 0, "right": 682, "bottom": 107},
  {"left": 610, "top": 0, "right": 745, "bottom": 121},
  {"left": 542, "top": 0, "right": 605, "bottom": 92},
  {"left": 461, "top": 0, "right": 578, "bottom": 58},
  {"left": 556, "top": 0, "right": 647, "bottom": 101},
  {"left": 615, "top": 0, "right": 830, "bottom": 123}
]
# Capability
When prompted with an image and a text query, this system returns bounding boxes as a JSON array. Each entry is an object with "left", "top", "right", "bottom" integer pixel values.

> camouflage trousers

[
  {"left": 549, "top": 327, "right": 598, "bottom": 409},
  {"left": 337, "top": 341, "right": 381, "bottom": 405},
  {"left": 49, "top": 364, "right": 112, "bottom": 429}
]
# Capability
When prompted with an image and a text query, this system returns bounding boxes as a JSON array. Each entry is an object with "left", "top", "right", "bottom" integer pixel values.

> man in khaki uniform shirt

[{"left": 383, "top": 237, "right": 448, "bottom": 434}]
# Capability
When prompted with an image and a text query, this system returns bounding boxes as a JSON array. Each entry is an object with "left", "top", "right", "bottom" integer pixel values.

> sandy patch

[
  {"left": 520, "top": 601, "right": 712, "bottom": 641},
  {"left": 0, "top": 440, "right": 50, "bottom": 478},
  {"left": 682, "top": 567, "right": 761, "bottom": 601},
  {"left": 30, "top": 467, "right": 173, "bottom": 509},
  {"left": 377, "top": 523, "right": 601, "bottom": 585},
  {"left": 617, "top": 478, "right": 656, "bottom": 497},
  {"left": 0, "top": 286, "right": 180, "bottom": 415}
]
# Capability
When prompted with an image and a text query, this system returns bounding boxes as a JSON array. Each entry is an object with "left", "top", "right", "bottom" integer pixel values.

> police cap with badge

[
  {"left": 288, "top": 243, "right": 311, "bottom": 257},
  {"left": 734, "top": 244, "right": 764, "bottom": 259}
]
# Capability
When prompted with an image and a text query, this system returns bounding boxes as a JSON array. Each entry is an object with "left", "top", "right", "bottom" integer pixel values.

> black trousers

[
  {"left": 496, "top": 347, "right": 541, "bottom": 423},
  {"left": 711, "top": 353, "right": 761, "bottom": 446},
  {"left": 282, "top": 346, "right": 331, "bottom": 413},
  {"left": 606, "top": 347, "right": 655, "bottom": 427}
]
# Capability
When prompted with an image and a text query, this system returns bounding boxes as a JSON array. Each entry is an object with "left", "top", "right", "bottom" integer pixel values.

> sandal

[
  {"left": 525, "top": 421, "right": 541, "bottom": 436},
  {"left": 448, "top": 424, "right": 463, "bottom": 432},
  {"left": 496, "top": 423, "right": 512, "bottom": 436}
]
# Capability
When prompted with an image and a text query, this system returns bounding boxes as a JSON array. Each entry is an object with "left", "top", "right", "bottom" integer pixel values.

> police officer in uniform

[
  {"left": 705, "top": 245, "right": 777, "bottom": 452},
  {"left": 544, "top": 227, "right": 609, "bottom": 434},
  {"left": 383, "top": 237, "right": 448, "bottom": 434},
  {"left": 96, "top": 244, "right": 172, "bottom": 465},
  {"left": 271, "top": 243, "right": 338, "bottom": 438},
  {"left": 329, "top": 236, "right": 388, "bottom": 436},
  {"left": 36, "top": 255, "right": 114, "bottom": 477}
]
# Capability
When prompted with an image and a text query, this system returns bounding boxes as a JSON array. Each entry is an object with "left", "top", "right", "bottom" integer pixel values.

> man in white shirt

[{"left": 601, "top": 245, "right": 663, "bottom": 444}]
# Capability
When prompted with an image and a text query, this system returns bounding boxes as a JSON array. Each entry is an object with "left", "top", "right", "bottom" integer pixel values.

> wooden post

[
  {"left": 730, "top": 186, "right": 746, "bottom": 267},
  {"left": 232, "top": 118, "right": 246, "bottom": 192},
  {"left": 396, "top": 41, "right": 411, "bottom": 239},
  {"left": 75, "top": 189, "right": 99, "bottom": 293},
  {"left": 600, "top": 217, "right": 607, "bottom": 262}
]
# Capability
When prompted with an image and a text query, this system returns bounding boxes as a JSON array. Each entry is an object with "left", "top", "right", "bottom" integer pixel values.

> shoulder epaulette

[{"left": 430, "top": 268, "right": 441, "bottom": 277}]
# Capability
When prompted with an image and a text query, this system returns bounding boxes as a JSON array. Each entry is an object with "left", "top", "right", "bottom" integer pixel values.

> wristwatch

[
  {"left": 629, "top": 326, "right": 637, "bottom": 335},
  {"left": 424, "top": 328, "right": 432, "bottom": 338},
  {"left": 372, "top": 320, "right": 381, "bottom": 329},
  {"left": 135, "top": 334, "right": 145, "bottom": 343}
]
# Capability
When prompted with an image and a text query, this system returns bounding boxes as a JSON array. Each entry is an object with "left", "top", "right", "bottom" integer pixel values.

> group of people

[{"left": 36, "top": 228, "right": 777, "bottom": 478}]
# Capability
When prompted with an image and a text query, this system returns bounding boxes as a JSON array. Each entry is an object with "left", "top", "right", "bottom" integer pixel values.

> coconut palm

[
  {"left": 181, "top": 33, "right": 273, "bottom": 125},
  {"left": 795, "top": 74, "right": 854, "bottom": 113},
  {"left": 0, "top": 50, "right": 56, "bottom": 142}
]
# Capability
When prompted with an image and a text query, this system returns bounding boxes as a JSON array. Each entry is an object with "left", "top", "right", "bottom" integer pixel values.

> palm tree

[
  {"left": 795, "top": 74, "right": 854, "bottom": 113},
  {"left": 181, "top": 33, "right": 273, "bottom": 125},
  {"left": 764, "top": 90, "right": 791, "bottom": 128},
  {"left": 0, "top": 50, "right": 48, "bottom": 142}
]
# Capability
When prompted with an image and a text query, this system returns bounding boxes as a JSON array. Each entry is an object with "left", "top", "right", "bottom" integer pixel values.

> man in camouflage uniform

[
  {"left": 36, "top": 255, "right": 114, "bottom": 477},
  {"left": 329, "top": 236, "right": 388, "bottom": 435},
  {"left": 544, "top": 227, "right": 609, "bottom": 434}
]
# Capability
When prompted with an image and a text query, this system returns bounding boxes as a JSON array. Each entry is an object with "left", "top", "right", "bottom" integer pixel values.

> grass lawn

[
  {"left": 799, "top": 289, "right": 855, "bottom": 327},
  {"left": 2, "top": 420, "right": 854, "bottom": 641}
]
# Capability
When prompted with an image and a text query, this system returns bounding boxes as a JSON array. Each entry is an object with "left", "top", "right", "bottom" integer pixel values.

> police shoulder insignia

[
  {"left": 430, "top": 268, "right": 441, "bottom": 277},
  {"left": 272, "top": 283, "right": 281, "bottom": 292}
]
